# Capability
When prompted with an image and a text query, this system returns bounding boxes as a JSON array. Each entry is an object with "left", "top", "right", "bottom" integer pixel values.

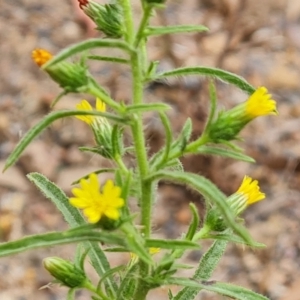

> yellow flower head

[
  {"left": 245, "top": 87, "right": 278, "bottom": 119},
  {"left": 32, "top": 49, "right": 53, "bottom": 67},
  {"left": 236, "top": 176, "right": 265, "bottom": 205},
  {"left": 70, "top": 173, "right": 124, "bottom": 223},
  {"left": 75, "top": 98, "right": 106, "bottom": 125}
]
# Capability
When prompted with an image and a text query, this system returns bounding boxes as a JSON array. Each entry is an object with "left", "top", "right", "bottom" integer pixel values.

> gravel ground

[{"left": 1, "top": 0, "right": 300, "bottom": 299}]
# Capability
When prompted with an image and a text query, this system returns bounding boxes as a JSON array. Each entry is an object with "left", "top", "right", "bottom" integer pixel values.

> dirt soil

[{"left": 1, "top": 0, "right": 300, "bottom": 299}]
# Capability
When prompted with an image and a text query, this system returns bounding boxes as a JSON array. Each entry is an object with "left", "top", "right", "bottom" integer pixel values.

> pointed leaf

[
  {"left": 146, "top": 25, "right": 209, "bottom": 36},
  {"left": 168, "top": 278, "right": 269, "bottom": 300},
  {"left": 185, "top": 203, "right": 200, "bottom": 241},
  {"left": 4, "top": 110, "right": 127, "bottom": 171},
  {"left": 205, "top": 233, "right": 265, "bottom": 248},
  {"left": 196, "top": 145, "right": 255, "bottom": 163},
  {"left": 27, "top": 173, "right": 85, "bottom": 227},
  {"left": 126, "top": 103, "right": 171, "bottom": 114},
  {"left": 145, "top": 239, "right": 199, "bottom": 250},
  {"left": 155, "top": 67, "right": 255, "bottom": 95},
  {"left": 88, "top": 55, "right": 129, "bottom": 64},
  {"left": 43, "top": 39, "right": 133, "bottom": 68},
  {"left": 174, "top": 240, "right": 227, "bottom": 300},
  {"left": 0, "top": 228, "right": 125, "bottom": 258}
]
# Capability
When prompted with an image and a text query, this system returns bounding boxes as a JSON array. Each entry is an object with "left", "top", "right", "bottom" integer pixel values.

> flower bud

[
  {"left": 205, "top": 208, "right": 227, "bottom": 232},
  {"left": 43, "top": 257, "right": 87, "bottom": 288},
  {"left": 32, "top": 49, "right": 90, "bottom": 93},
  {"left": 207, "top": 87, "right": 278, "bottom": 143},
  {"left": 204, "top": 176, "right": 265, "bottom": 232},
  {"left": 75, "top": 98, "right": 114, "bottom": 159},
  {"left": 79, "top": 1, "right": 123, "bottom": 38}
]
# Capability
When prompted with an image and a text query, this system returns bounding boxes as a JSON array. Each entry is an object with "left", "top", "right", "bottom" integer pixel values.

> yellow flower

[
  {"left": 207, "top": 86, "right": 278, "bottom": 143},
  {"left": 70, "top": 173, "right": 124, "bottom": 223},
  {"left": 236, "top": 175, "right": 265, "bottom": 205},
  {"left": 32, "top": 49, "right": 53, "bottom": 67},
  {"left": 75, "top": 98, "right": 106, "bottom": 125},
  {"left": 205, "top": 176, "right": 265, "bottom": 232},
  {"left": 245, "top": 87, "right": 278, "bottom": 119}
]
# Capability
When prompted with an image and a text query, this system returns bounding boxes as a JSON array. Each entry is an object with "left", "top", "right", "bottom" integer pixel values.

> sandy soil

[{"left": 1, "top": 0, "right": 300, "bottom": 299}]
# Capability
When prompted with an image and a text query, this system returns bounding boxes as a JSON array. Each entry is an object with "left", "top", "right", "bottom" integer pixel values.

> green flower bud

[
  {"left": 204, "top": 176, "right": 266, "bottom": 232},
  {"left": 205, "top": 208, "right": 227, "bottom": 232},
  {"left": 43, "top": 257, "right": 87, "bottom": 288},
  {"left": 80, "top": 1, "right": 123, "bottom": 38},
  {"left": 32, "top": 49, "right": 90, "bottom": 93}
]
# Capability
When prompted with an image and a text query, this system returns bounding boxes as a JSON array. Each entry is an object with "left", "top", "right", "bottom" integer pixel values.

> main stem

[{"left": 120, "top": 1, "right": 153, "bottom": 299}]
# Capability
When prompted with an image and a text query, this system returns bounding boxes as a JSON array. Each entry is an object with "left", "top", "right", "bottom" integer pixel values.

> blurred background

[{"left": 1, "top": 0, "right": 300, "bottom": 299}]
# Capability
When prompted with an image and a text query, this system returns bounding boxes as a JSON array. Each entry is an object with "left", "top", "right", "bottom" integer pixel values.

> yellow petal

[{"left": 32, "top": 49, "right": 53, "bottom": 67}]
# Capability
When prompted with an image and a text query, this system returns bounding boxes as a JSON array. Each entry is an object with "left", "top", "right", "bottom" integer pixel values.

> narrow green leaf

[
  {"left": 104, "top": 247, "right": 129, "bottom": 252},
  {"left": 145, "top": 239, "right": 199, "bottom": 250},
  {"left": 112, "top": 125, "right": 124, "bottom": 158},
  {"left": 88, "top": 55, "right": 129, "bottom": 64},
  {"left": 78, "top": 146, "right": 104, "bottom": 156},
  {"left": 43, "top": 39, "right": 133, "bottom": 68},
  {"left": 0, "top": 228, "right": 125, "bottom": 258},
  {"left": 27, "top": 173, "right": 118, "bottom": 295},
  {"left": 97, "top": 265, "right": 126, "bottom": 291},
  {"left": 150, "top": 118, "right": 192, "bottom": 170},
  {"left": 155, "top": 67, "right": 255, "bottom": 95},
  {"left": 88, "top": 241, "right": 118, "bottom": 297},
  {"left": 75, "top": 245, "right": 90, "bottom": 272},
  {"left": 117, "top": 263, "right": 139, "bottom": 299},
  {"left": 164, "top": 158, "right": 184, "bottom": 172},
  {"left": 185, "top": 203, "right": 200, "bottom": 241},
  {"left": 205, "top": 233, "right": 265, "bottom": 248},
  {"left": 146, "top": 60, "right": 159, "bottom": 79},
  {"left": 126, "top": 103, "right": 170, "bottom": 114},
  {"left": 173, "top": 263, "right": 194, "bottom": 270},
  {"left": 206, "top": 282, "right": 270, "bottom": 300},
  {"left": 146, "top": 25, "right": 209, "bottom": 36},
  {"left": 204, "top": 80, "right": 217, "bottom": 132},
  {"left": 196, "top": 145, "right": 255, "bottom": 163},
  {"left": 3, "top": 110, "right": 127, "bottom": 171},
  {"left": 27, "top": 173, "right": 85, "bottom": 227},
  {"left": 174, "top": 240, "right": 227, "bottom": 300},
  {"left": 146, "top": 171, "right": 254, "bottom": 245},
  {"left": 168, "top": 278, "right": 269, "bottom": 300},
  {"left": 173, "top": 117, "right": 193, "bottom": 150}
]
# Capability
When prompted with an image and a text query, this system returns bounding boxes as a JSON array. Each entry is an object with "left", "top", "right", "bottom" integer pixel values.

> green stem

[
  {"left": 135, "top": 5, "right": 152, "bottom": 47},
  {"left": 115, "top": 154, "right": 129, "bottom": 175},
  {"left": 83, "top": 281, "right": 110, "bottom": 300},
  {"left": 193, "top": 224, "right": 211, "bottom": 241},
  {"left": 85, "top": 80, "right": 120, "bottom": 111},
  {"left": 119, "top": 1, "right": 156, "bottom": 299},
  {"left": 130, "top": 49, "right": 152, "bottom": 300},
  {"left": 120, "top": 0, "right": 135, "bottom": 44}
]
